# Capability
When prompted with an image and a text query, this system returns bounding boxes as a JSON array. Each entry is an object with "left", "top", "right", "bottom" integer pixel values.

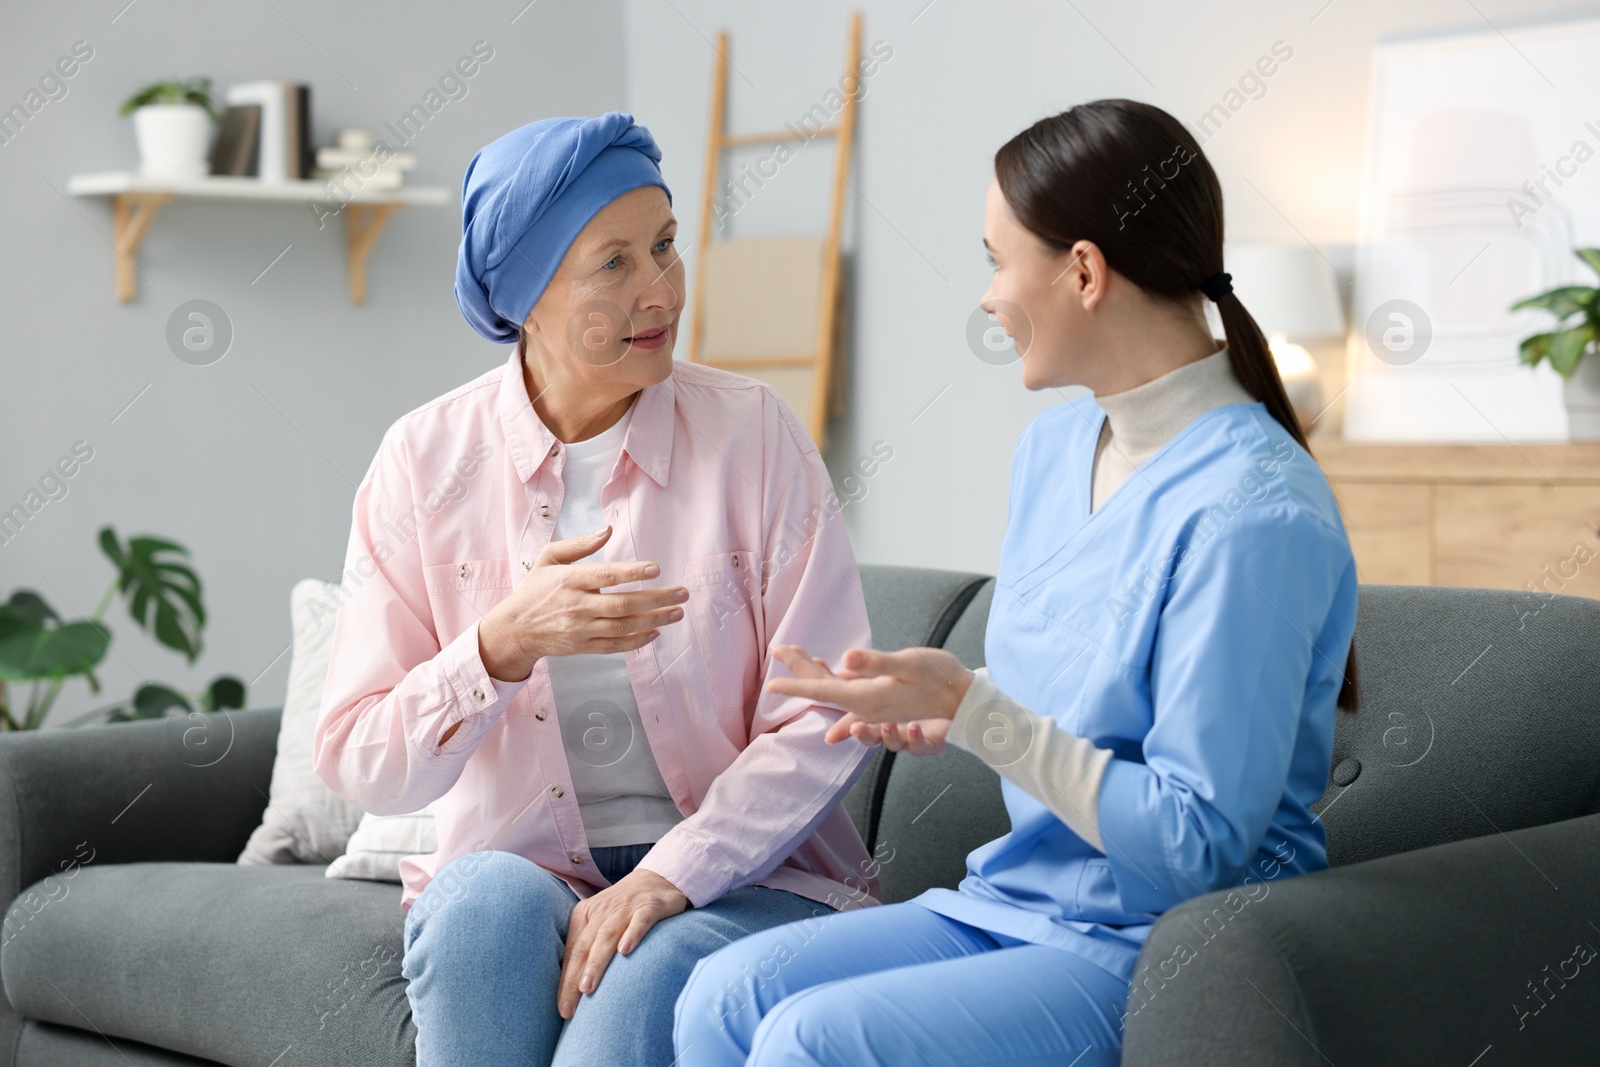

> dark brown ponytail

[{"left": 994, "top": 98, "right": 1359, "bottom": 714}]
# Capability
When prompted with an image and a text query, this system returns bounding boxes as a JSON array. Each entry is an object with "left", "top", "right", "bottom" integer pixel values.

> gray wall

[
  {"left": 1, "top": 0, "right": 624, "bottom": 725},
  {"left": 622, "top": 0, "right": 1596, "bottom": 575},
  {"left": 5, "top": 0, "right": 1592, "bottom": 726}
]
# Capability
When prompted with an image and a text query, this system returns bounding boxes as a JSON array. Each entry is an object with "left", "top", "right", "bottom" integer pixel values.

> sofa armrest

[
  {"left": 1121, "top": 812, "right": 1600, "bottom": 1066},
  {"left": 0, "top": 707, "right": 282, "bottom": 908}
]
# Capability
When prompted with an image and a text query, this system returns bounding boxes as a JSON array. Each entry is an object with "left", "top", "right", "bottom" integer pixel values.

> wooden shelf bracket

[
  {"left": 344, "top": 203, "right": 401, "bottom": 306},
  {"left": 112, "top": 192, "right": 174, "bottom": 303}
]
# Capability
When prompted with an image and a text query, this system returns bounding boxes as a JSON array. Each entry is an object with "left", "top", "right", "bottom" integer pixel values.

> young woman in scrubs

[{"left": 673, "top": 98, "right": 1362, "bottom": 1066}]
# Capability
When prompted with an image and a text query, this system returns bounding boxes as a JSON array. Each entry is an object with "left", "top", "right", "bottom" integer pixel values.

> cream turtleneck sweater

[
  {"left": 946, "top": 341, "right": 1256, "bottom": 852},
  {"left": 1090, "top": 343, "right": 1255, "bottom": 513}
]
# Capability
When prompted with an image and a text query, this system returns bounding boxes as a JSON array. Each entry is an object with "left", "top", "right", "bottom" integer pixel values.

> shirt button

[
  {"left": 522, "top": 560, "right": 533, "bottom": 570},
  {"left": 472, "top": 688, "right": 485, "bottom": 701},
  {"left": 538, "top": 504, "right": 550, "bottom": 517},
  {"left": 732, "top": 553, "right": 740, "bottom": 568},
  {"left": 549, "top": 443, "right": 561, "bottom": 457},
  {"left": 458, "top": 564, "right": 470, "bottom": 579},
  {"left": 570, "top": 853, "right": 583, "bottom": 864},
  {"left": 550, "top": 785, "right": 564, "bottom": 798},
  {"left": 534, "top": 708, "right": 547, "bottom": 721}
]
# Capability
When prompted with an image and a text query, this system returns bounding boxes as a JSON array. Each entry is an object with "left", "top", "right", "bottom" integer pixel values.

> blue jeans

[
  {"left": 401, "top": 845, "right": 830, "bottom": 1066},
  {"left": 673, "top": 900, "right": 1132, "bottom": 1066}
]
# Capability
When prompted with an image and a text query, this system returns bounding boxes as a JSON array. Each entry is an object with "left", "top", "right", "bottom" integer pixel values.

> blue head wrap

[{"left": 454, "top": 112, "right": 672, "bottom": 344}]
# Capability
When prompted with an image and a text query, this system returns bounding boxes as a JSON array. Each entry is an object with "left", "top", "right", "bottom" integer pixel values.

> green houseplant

[
  {"left": 118, "top": 76, "right": 219, "bottom": 119},
  {"left": 0, "top": 526, "right": 245, "bottom": 730},
  {"left": 119, "top": 76, "right": 218, "bottom": 182},
  {"left": 1512, "top": 247, "right": 1600, "bottom": 439}
]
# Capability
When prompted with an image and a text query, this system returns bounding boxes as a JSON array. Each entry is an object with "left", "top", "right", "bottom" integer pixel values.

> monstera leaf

[
  {"left": 0, "top": 593, "right": 110, "bottom": 683},
  {"left": 205, "top": 675, "right": 246, "bottom": 711},
  {"left": 133, "top": 683, "right": 189, "bottom": 719},
  {"left": 99, "top": 526, "right": 206, "bottom": 663},
  {"left": 102, "top": 676, "right": 248, "bottom": 723},
  {"left": 1, "top": 527, "right": 243, "bottom": 731},
  {"left": 4, "top": 591, "right": 57, "bottom": 626}
]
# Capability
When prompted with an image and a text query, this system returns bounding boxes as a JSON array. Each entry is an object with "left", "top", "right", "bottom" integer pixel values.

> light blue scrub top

[{"left": 913, "top": 395, "right": 1359, "bottom": 979}]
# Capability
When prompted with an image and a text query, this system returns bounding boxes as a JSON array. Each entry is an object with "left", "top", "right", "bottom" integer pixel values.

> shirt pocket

[
  {"left": 672, "top": 550, "right": 762, "bottom": 732},
  {"left": 991, "top": 588, "right": 1103, "bottom": 738},
  {"left": 422, "top": 558, "right": 515, "bottom": 651},
  {"left": 1072, "top": 855, "right": 1128, "bottom": 922}
]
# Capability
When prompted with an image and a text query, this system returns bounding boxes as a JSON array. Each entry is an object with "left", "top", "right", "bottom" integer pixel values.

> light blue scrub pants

[
  {"left": 401, "top": 846, "right": 829, "bottom": 1066},
  {"left": 673, "top": 900, "right": 1133, "bottom": 1066}
]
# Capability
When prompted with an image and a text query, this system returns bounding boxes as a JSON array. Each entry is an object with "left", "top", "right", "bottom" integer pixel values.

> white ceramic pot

[
  {"left": 133, "top": 103, "right": 213, "bottom": 181},
  {"left": 1563, "top": 350, "right": 1600, "bottom": 440}
]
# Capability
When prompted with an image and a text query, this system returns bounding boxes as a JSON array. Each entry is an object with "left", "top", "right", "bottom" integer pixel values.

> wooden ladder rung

[
  {"left": 719, "top": 127, "right": 839, "bottom": 149},
  {"left": 692, "top": 12, "right": 862, "bottom": 456}
]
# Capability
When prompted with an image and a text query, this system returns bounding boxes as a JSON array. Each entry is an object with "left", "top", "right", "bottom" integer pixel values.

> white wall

[
  {"left": 622, "top": 0, "right": 1595, "bottom": 576},
  {"left": 1, "top": 0, "right": 625, "bottom": 724}
]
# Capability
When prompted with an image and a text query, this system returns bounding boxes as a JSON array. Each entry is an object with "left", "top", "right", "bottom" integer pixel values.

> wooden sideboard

[{"left": 1308, "top": 439, "right": 1600, "bottom": 599}]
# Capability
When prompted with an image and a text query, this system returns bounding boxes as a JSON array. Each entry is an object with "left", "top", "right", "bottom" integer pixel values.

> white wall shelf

[{"left": 66, "top": 171, "right": 453, "bottom": 305}]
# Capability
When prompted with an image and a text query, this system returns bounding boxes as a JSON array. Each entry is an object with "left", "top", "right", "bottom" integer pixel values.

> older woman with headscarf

[{"left": 311, "top": 112, "right": 880, "bottom": 1066}]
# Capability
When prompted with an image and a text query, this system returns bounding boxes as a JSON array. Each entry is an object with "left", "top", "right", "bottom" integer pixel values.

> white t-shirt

[{"left": 495, "top": 397, "right": 685, "bottom": 848}]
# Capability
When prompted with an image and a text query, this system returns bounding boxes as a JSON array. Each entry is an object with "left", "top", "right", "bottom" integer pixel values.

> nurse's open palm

[
  {"left": 766, "top": 644, "right": 975, "bottom": 735},
  {"left": 833, "top": 712, "right": 953, "bottom": 755},
  {"left": 770, "top": 650, "right": 955, "bottom": 755}
]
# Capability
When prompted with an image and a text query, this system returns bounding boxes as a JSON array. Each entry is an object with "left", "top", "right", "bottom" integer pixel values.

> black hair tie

[{"left": 1199, "top": 272, "right": 1233, "bottom": 302}]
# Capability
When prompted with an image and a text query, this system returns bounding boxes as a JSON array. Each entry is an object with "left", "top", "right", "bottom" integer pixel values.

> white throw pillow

[
  {"left": 325, "top": 807, "right": 438, "bottom": 882},
  {"left": 236, "top": 579, "right": 367, "bottom": 866}
]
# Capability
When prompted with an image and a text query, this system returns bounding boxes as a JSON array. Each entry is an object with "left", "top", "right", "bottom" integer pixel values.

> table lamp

[{"left": 1222, "top": 242, "right": 1347, "bottom": 431}]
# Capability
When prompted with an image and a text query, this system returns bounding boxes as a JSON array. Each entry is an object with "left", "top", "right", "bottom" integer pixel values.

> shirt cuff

[
  {"left": 428, "top": 619, "right": 519, "bottom": 753},
  {"left": 635, "top": 831, "right": 723, "bottom": 908},
  {"left": 947, "top": 671, "right": 1113, "bottom": 851}
]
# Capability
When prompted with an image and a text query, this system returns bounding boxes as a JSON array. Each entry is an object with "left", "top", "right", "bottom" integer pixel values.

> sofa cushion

[
  {"left": 857, "top": 565, "right": 990, "bottom": 657},
  {"left": 237, "top": 579, "right": 365, "bottom": 867},
  {"left": 326, "top": 808, "right": 438, "bottom": 885},
  {"left": 874, "top": 744, "right": 1011, "bottom": 904},
  {"left": 937, "top": 576, "right": 993, "bottom": 668},
  {"left": 1318, "top": 585, "right": 1600, "bottom": 867},
  {"left": 15, "top": 1020, "right": 221, "bottom": 1066},
  {"left": 2, "top": 862, "right": 413, "bottom": 1067},
  {"left": 869, "top": 577, "right": 1011, "bottom": 902},
  {"left": 843, "top": 565, "right": 992, "bottom": 857},
  {"left": 1123, "top": 811, "right": 1600, "bottom": 1066}
]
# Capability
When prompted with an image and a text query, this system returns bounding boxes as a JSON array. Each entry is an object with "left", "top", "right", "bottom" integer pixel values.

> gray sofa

[{"left": 2, "top": 564, "right": 1597, "bottom": 1065}]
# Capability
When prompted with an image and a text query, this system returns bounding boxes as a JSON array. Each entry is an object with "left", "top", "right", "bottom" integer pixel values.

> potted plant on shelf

[
  {"left": 119, "top": 76, "right": 218, "bottom": 182},
  {"left": 1513, "top": 247, "right": 1600, "bottom": 440},
  {"left": 0, "top": 525, "right": 245, "bottom": 731}
]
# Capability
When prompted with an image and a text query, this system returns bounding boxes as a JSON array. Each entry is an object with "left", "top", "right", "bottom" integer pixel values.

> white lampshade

[{"left": 1222, "top": 242, "right": 1346, "bottom": 338}]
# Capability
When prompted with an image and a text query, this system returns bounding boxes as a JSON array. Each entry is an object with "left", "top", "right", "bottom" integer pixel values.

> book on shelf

[
  {"left": 208, "top": 105, "right": 261, "bottom": 177},
  {"left": 221, "top": 81, "right": 312, "bottom": 181}
]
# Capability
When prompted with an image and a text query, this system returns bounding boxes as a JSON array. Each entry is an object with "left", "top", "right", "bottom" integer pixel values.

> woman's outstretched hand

[
  {"left": 557, "top": 867, "right": 688, "bottom": 1020},
  {"left": 833, "top": 713, "right": 954, "bottom": 756},
  {"left": 766, "top": 645, "right": 975, "bottom": 755}
]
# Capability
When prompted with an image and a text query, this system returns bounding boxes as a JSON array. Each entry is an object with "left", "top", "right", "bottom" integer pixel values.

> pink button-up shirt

[{"left": 312, "top": 350, "right": 881, "bottom": 913}]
